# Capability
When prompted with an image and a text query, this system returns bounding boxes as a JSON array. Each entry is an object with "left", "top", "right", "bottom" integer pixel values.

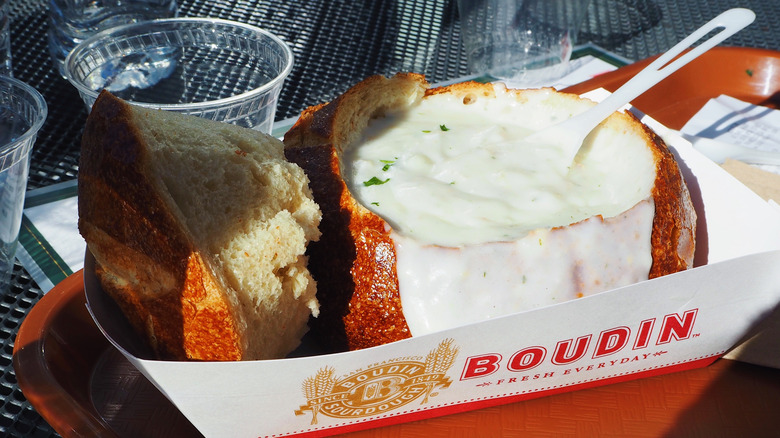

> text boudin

[{"left": 461, "top": 309, "right": 698, "bottom": 380}]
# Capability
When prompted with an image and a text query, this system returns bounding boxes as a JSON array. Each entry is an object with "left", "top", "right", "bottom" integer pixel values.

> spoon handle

[
  {"left": 533, "top": 8, "right": 757, "bottom": 169},
  {"left": 570, "top": 8, "right": 756, "bottom": 140}
]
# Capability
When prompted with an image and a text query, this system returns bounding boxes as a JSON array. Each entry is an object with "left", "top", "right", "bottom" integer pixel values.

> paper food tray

[{"left": 84, "top": 105, "right": 780, "bottom": 438}]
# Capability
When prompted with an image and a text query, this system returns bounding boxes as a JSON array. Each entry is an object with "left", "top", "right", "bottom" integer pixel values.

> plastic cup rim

[
  {"left": 63, "top": 17, "right": 295, "bottom": 112},
  {"left": 0, "top": 75, "right": 48, "bottom": 154}
]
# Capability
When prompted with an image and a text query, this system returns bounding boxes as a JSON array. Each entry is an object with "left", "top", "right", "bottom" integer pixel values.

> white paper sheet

[{"left": 681, "top": 94, "right": 780, "bottom": 174}]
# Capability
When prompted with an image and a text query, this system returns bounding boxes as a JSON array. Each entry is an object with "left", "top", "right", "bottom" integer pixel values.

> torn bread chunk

[{"left": 79, "top": 91, "right": 322, "bottom": 361}]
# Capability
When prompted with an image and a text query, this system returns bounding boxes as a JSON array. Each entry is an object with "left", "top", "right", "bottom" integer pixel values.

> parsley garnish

[
  {"left": 422, "top": 130, "right": 431, "bottom": 133},
  {"left": 440, "top": 124, "right": 450, "bottom": 131},
  {"left": 363, "top": 176, "right": 390, "bottom": 186},
  {"left": 746, "top": 69, "right": 754, "bottom": 77},
  {"left": 380, "top": 159, "right": 396, "bottom": 171}
]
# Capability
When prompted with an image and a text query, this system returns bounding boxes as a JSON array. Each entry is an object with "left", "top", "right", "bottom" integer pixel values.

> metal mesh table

[{"left": 2, "top": 0, "right": 779, "bottom": 435}]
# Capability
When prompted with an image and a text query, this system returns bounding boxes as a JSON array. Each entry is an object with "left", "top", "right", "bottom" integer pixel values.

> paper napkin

[{"left": 681, "top": 94, "right": 780, "bottom": 175}]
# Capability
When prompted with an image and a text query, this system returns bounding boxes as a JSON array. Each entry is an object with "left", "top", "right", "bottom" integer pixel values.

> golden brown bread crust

[
  {"left": 79, "top": 91, "right": 242, "bottom": 361},
  {"left": 285, "top": 73, "right": 428, "bottom": 350},
  {"left": 284, "top": 73, "right": 695, "bottom": 351},
  {"left": 643, "top": 121, "right": 697, "bottom": 277}
]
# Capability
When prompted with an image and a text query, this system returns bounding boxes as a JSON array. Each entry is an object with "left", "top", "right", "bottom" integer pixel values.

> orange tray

[
  {"left": 565, "top": 46, "right": 780, "bottom": 129},
  {"left": 14, "top": 47, "right": 780, "bottom": 437}
]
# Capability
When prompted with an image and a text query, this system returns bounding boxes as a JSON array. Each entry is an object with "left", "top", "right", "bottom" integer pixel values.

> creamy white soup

[{"left": 345, "top": 85, "right": 657, "bottom": 336}]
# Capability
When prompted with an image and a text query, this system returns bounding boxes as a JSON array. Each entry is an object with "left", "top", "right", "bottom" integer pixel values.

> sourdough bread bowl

[
  {"left": 284, "top": 73, "right": 696, "bottom": 351},
  {"left": 79, "top": 91, "right": 322, "bottom": 361}
]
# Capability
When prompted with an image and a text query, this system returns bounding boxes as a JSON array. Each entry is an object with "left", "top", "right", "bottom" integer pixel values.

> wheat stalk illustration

[
  {"left": 300, "top": 366, "right": 337, "bottom": 425},
  {"left": 421, "top": 338, "right": 459, "bottom": 404}
]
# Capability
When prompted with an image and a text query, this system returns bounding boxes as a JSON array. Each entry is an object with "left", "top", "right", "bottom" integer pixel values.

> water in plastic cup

[
  {"left": 0, "top": 0, "right": 11, "bottom": 76},
  {"left": 47, "top": 0, "right": 178, "bottom": 78},
  {"left": 0, "top": 76, "right": 46, "bottom": 290},
  {"left": 457, "top": 0, "right": 591, "bottom": 86},
  {"left": 65, "top": 18, "right": 294, "bottom": 134}
]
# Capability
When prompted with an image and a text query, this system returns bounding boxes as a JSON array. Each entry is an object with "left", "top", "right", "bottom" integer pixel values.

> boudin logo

[
  {"left": 460, "top": 309, "right": 699, "bottom": 380},
  {"left": 295, "top": 339, "right": 459, "bottom": 424}
]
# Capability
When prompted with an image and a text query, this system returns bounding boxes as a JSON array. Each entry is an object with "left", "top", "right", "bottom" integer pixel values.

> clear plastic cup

[
  {"left": 63, "top": 18, "right": 294, "bottom": 133},
  {"left": 457, "top": 0, "right": 591, "bottom": 86},
  {"left": 0, "top": 0, "right": 11, "bottom": 76},
  {"left": 47, "top": 0, "right": 178, "bottom": 78},
  {"left": 0, "top": 76, "right": 47, "bottom": 289}
]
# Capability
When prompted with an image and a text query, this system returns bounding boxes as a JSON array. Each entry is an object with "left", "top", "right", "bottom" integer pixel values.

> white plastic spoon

[{"left": 524, "top": 8, "right": 756, "bottom": 170}]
